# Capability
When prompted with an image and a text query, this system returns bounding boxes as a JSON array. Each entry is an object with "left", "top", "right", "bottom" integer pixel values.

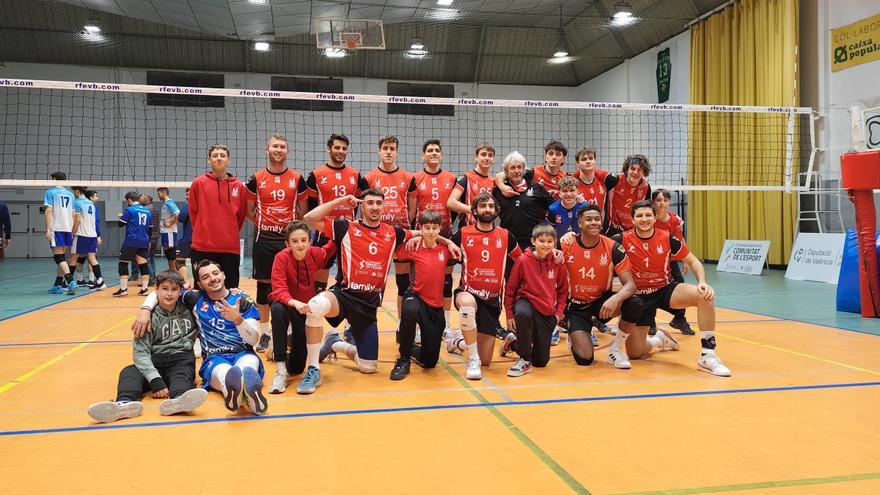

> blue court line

[
  {"left": 716, "top": 304, "right": 880, "bottom": 337},
  {"left": 0, "top": 339, "right": 130, "bottom": 348},
  {"left": 4, "top": 380, "right": 878, "bottom": 438}
]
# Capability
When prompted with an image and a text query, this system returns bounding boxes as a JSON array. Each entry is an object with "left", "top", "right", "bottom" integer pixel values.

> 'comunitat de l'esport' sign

[
  {"left": 785, "top": 233, "right": 846, "bottom": 284},
  {"left": 717, "top": 240, "right": 770, "bottom": 275}
]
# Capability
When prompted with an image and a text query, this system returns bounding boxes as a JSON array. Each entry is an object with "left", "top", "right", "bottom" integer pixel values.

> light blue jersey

[
  {"left": 160, "top": 198, "right": 180, "bottom": 234},
  {"left": 73, "top": 197, "right": 99, "bottom": 238},
  {"left": 43, "top": 186, "right": 75, "bottom": 232}
]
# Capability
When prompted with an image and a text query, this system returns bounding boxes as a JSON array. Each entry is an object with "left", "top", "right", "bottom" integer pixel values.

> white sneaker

[
  {"left": 466, "top": 355, "right": 482, "bottom": 380},
  {"left": 606, "top": 349, "right": 632, "bottom": 369},
  {"left": 697, "top": 352, "right": 731, "bottom": 377},
  {"left": 507, "top": 358, "right": 533, "bottom": 377},
  {"left": 87, "top": 400, "right": 143, "bottom": 423},
  {"left": 499, "top": 332, "right": 517, "bottom": 357},
  {"left": 268, "top": 369, "right": 288, "bottom": 394},
  {"left": 446, "top": 336, "right": 465, "bottom": 355},
  {"left": 159, "top": 388, "right": 208, "bottom": 416},
  {"left": 655, "top": 328, "right": 680, "bottom": 351}
]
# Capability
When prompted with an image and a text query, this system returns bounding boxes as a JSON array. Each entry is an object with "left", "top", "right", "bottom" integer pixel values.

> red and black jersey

[
  {"left": 454, "top": 170, "right": 496, "bottom": 225},
  {"left": 572, "top": 169, "right": 611, "bottom": 220},
  {"left": 452, "top": 225, "right": 522, "bottom": 304},
  {"left": 324, "top": 218, "right": 411, "bottom": 296},
  {"left": 307, "top": 164, "right": 369, "bottom": 222},
  {"left": 396, "top": 241, "right": 452, "bottom": 308},
  {"left": 246, "top": 168, "right": 307, "bottom": 242},
  {"left": 364, "top": 166, "right": 416, "bottom": 229},
  {"left": 616, "top": 229, "right": 688, "bottom": 294},
  {"left": 413, "top": 168, "right": 457, "bottom": 237},
  {"left": 655, "top": 211, "right": 684, "bottom": 240},
  {"left": 530, "top": 165, "right": 568, "bottom": 199},
  {"left": 606, "top": 174, "right": 652, "bottom": 231},
  {"left": 562, "top": 235, "right": 630, "bottom": 304}
]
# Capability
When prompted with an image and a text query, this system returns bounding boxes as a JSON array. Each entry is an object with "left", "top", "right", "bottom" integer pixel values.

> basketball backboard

[{"left": 315, "top": 19, "right": 386, "bottom": 50}]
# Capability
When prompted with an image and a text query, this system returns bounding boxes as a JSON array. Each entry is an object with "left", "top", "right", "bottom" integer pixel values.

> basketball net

[{"left": 340, "top": 32, "right": 362, "bottom": 50}]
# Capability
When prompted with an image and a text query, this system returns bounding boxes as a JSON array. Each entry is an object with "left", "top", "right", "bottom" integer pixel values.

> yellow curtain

[{"left": 688, "top": 0, "right": 799, "bottom": 264}]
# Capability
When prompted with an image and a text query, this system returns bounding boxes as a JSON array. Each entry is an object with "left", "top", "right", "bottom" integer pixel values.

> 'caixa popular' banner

[{"left": 831, "top": 12, "right": 880, "bottom": 72}]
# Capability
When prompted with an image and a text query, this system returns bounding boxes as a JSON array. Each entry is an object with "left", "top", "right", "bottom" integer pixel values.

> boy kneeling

[{"left": 88, "top": 270, "right": 207, "bottom": 422}]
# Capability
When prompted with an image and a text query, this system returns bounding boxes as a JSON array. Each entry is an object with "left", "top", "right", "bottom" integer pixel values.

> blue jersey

[
  {"left": 73, "top": 197, "right": 99, "bottom": 238},
  {"left": 120, "top": 204, "right": 152, "bottom": 248},
  {"left": 178, "top": 202, "right": 192, "bottom": 242},
  {"left": 548, "top": 200, "right": 589, "bottom": 238},
  {"left": 43, "top": 187, "right": 76, "bottom": 232},
  {"left": 182, "top": 290, "right": 260, "bottom": 356}
]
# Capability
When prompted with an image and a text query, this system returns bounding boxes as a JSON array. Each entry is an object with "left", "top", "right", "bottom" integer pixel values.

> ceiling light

[
  {"left": 248, "top": 0, "right": 269, "bottom": 4},
  {"left": 437, "top": 0, "right": 453, "bottom": 5},
  {"left": 548, "top": 55, "right": 573, "bottom": 64},
  {"left": 254, "top": 41, "right": 271, "bottom": 52},
  {"left": 613, "top": 2, "right": 633, "bottom": 19},
  {"left": 83, "top": 22, "right": 101, "bottom": 34},
  {"left": 430, "top": 8, "right": 460, "bottom": 21},
  {"left": 405, "top": 48, "right": 428, "bottom": 59},
  {"left": 410, "top": 38, "right": 425, "bottom": 51},
  {"left": 553, "top": 47, "right": 568, "bottom": 58},
  {"left": 325, "top": 47, "right": 346, "bottom": 58}
]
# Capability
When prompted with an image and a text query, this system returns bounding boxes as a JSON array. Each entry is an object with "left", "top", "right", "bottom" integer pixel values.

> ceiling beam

[{"left": 472, "top": 25, "right": 485, "bottom": 83}]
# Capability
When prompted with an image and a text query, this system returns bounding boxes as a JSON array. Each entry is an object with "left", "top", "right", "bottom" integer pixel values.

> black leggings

[
  {"left": 513, "top": 299, "right": 556, "bottom": 367},
  {"left": 116, "top": 352, "right": 196, "bottom": 402},
  {"left": 270, "top": 302, "right": 307, "bottom": 375}
]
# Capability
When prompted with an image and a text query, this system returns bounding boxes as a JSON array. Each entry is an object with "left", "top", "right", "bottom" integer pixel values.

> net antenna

[{"left": 315, "top": 19, "right": 386, "bottom": 50}]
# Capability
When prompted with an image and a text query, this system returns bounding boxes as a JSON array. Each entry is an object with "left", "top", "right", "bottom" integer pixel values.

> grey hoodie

[{"left": 133, "top": 303, "right": 197, "bottom": 390}]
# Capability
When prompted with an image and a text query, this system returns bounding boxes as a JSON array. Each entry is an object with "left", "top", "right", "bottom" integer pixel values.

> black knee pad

[
  {"left": 620, "top": 295, "right": 645, "bottom": 323},
  {"left": 164, "top": 248, "right": 177, "bottom": 261},
  {"left": 118, "top": 262, "right": 129, "bottom": 277},
  {"left": 443, "top": 273, "right": 453, "bottom": 298},
  {"left": 256, "top": 281, "right": 272, "bottom": 305},
  {"left": 395, "top": 273, "right": 410, "bottom": 297},
  {"left": 53, "top": 254, "right": 66, "bottom": 264},
  {"left": 137, "top": 263, "right": 150, "bottom": 277},
  {"left": 573, "top": 352, "right": 595, "bottom": 366}
]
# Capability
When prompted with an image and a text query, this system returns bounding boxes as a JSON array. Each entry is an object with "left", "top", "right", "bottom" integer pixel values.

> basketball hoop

[{"left": 340, "top": 32, "right": 362, "bottom": 50}]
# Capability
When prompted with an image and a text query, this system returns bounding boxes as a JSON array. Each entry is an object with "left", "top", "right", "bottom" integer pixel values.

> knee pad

[
  {"left": 118, "top": 262, "right": 129, "bottom": 277},
  {"left": 443, "top": 273, "right": 453, "bottom": 298},
  {"left": 395, "top": 273, "right": 410, "bottom": 297},
  {"left": 256, "top": 282, "right": 272, "bottom": 305},
  {"left": 573, "top": 352, "right": 595, "bottom": 366},
  {"left": 356, "top": 357, "right": 378, "bottom": 374},
  {"left": 305, "top": 294, "right": 331, "bottom": 327},
  {"left": 53, "top": 254, "right": 66, "bottom": 264},
  {"left": 164, "top": 249, "right": 177, "bottom": 261},
  {"left": 620, "top": 296, "right": 645, "bottom": 323},
  {"left": 137, "top": 263, "right": 150, "bottom": 278},
  {"left": 459, "top": 306, "right": 476, "bottom": 332}
]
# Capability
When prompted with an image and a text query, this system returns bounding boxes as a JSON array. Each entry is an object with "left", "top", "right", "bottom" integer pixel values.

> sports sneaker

[
  {"left": 499, "top": 331, "right": 517, "bottom": 357},
  {"left": 111, "top": 288, "right": 128, "bottom": 297},
  {"left": 255, "top": 333, "right": 271, "bottom": 353},
  {"left": 296, "top": 366, "right": 322, "bottom": 394},
  {"left": 697, "top": 352, "right": 731, "bottom": 377},
  {"left": 159, "top": 388, "right": 208, "bottom": 416},
  {"left": 343, "top": 325, "right": 356, "bottom": 345},
  {"left": 242, "top": 367, "right": 268, "bottom": 415},
  {"left": 670, "top": 315, "right": 695, "bottom": 335},
  {"left": 606, "top": 349, "right": 632, "bottom": 369},
  {"left": 90, "top": 279, "right": 107, "bottom": 290},
  {"left": 550, "top": 326, "right": 560, "bottom": 346},
  {"left": 48, "top": 285, "right": 64, "bottom": 294},
  {"left": 137, "top": 288, "right": 150, "bottom": 296},
  {"left": 414, "top": 325, "right": 422, "bottom": 345},
  {"left": 591, "top": 331, "right": 600, "bottom": 347},
  {"left": 594, "top": 317, "right": 611, "bottom": 334},
  {"left": 77, "top": 278, "right": 88, "bottom": 286},
  {"left": 319, "top": 331, "right": 342, "bottom": 363},
  {"left": 223, "top": 366, "right": 244, "bottom": 412},
  {"left": 507, "top": 358, "right": 533, "bottom": 377},
  {"left": 268, "top": 368, "right": 288, "bottom": 394},
  {"left": 442, "top": 326, "right": 453, "bottom": 341},
  {"left": 66, "top": 280, "right": 78, "bottom": 296},
  {"left": 390, "top": 357, "right": 411, "bottom": 381},
  {"left": 654, "top": 327, "right": 680, "bottom": 351},
  {"left": 87, "top": 400, "right": 143, "bottom": 423},
  {"left": 465, "top": 354, "right": 482, "bottom": 380}
]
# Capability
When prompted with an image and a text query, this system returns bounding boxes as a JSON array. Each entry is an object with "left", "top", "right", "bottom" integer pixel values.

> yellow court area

[{"left": 1, "top": 280, "right": 879, "bottom": 495}]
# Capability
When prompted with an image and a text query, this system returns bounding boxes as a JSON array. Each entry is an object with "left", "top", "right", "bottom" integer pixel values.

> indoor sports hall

[{"left": 1, "top": 1, "right": 879, "bottom": 494}]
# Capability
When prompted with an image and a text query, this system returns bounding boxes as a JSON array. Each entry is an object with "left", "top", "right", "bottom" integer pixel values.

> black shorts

[
  {"left": 176, "top": 240, "right": 192, "bottom": 259},
  {"left": 565, "top": 292, "right": 614, "bottom": 334},
  {"left": 637, "top": 282, "right": 680, "bottom": 326},
  {"left": 453, "top": 288, "right": 501, "bottom": 337},
  {"left": 252, "top": 240, "right": 285, "bottom": 280},
  {"left": 312, "top": 232, "right": 336, "bottom": 269},
  {"left": 325, "top": 287, "right": 380, "bottom": 330},
  {"left": 119, "top": 245, "right": 150, "bottom": 262}
]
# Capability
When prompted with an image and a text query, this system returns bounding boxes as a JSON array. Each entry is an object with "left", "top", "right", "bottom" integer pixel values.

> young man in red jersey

[
  {"left": 412, "top": 139, "right": 458, "bottom": 338},
  {"left": 495, "top": 140, "right": 569, "bottom": 200},
  {"left": 651, "top": 189, "right": 694, "bottom": 335},
  {"left": 364, "top": 135, "right": 417, "bottom": 317},
  {"left": 604, "top": 154, "right": 653, "bottom": 236},
  {"left": 446, "top": 143, "right": 497, "bottom": 225},
  {"left": 188, "top": 144, "right": 248, "bottom": 288},
  {"left": 245, "top": 134, "right": 310, "bottom": 352},
  {"left": 451, "top": 192, "right": 523, "bottom": 380},
  {"left": 267, "top": 221, "right": 336, "bottom": 395},
  {"left": 502, "top": 224, "right": 567, "bottom": 377},
  {"left": 612, "top": 200, "right": 731, "bottom": 376},
  {"left": 390, "top": 209, "right": 455, "bottom": 380},
  {"left": 306, "top": 134, "right": 370, "bottom": 293},
  {"left": 303, "top": 190, "right": 459, "bottom": 376},
  {"left": 572, "top": 148, "right": 612, "bottom": 220}
]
